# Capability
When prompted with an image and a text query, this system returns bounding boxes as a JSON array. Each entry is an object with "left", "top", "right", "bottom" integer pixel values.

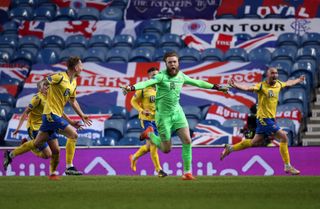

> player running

[
  {"left": 121, "top": 52, "right": 229, "bottom": 180},
  {"left": 4, "top": 56, "right": 92, "bottom": 178},
  {"left": 220, "top": 67, "right": 304, "bottom": 175},
  {"left": 129, "top": 67, "right": 167, "bottom": 177}
]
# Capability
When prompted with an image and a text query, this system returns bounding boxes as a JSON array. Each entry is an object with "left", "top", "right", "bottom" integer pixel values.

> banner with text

[
  {"left": 171, "top": 18, "right": 320, "bottom": 36},
  {"left": 125, "top": 0, "right": 220, "bottom": 20},
  {"left": 1, "top": 147, "right": 319, "bottom": 176}
]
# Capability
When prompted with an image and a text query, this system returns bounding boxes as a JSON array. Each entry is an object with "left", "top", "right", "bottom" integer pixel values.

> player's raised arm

[
  {"left": 228, "top": 78, "right": 256, "bottom": 92},
  {"left": 120, "top": 73, "right": 163, "bottom": 95},
  {"left": 183, "top": 73, "right": 229, "bottom": 93},
  {"left": 285, "top": 75, "right": 305, "bottom": 87}
]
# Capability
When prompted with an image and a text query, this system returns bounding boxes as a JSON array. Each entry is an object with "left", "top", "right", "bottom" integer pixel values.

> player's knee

[
  {"left": 70, "top": 132, "right": 78, "bottom": 140},
  {"left": 51, "top": 147, "right": 60, "bottom": 155},
  {"left": 43, "top": 153, "right": 52, "bottom": 159}
]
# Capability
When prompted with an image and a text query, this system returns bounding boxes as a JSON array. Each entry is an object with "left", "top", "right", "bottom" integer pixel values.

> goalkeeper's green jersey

[{"left": 134, "top": 70, "right": 213, "bottom": 115}]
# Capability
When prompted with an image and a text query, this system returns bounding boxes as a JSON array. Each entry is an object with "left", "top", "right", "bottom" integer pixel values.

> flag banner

[
  {"left": 125, "top": 0, "right": 220, "bottom": 20},
  {"left": 18, "top": 20, "right": 149, "bottom": 39},
  {"left": 182, "top": 33, "right": 277, "bottom": 52},
  {"left": 171, "top": 18, "right": 320, "bottom": 36},
  {"left": 1, "top": 147, "right": 320, "bottom": 176},
  {"left": 16, "top": 61, "right": 266, "bottom": 112},
  {"left": 5, "top": 114, "right": 111, "bottom": 142},
  {"left": 0, "top": 64, "right": 29, "bottom": 96},
  {"left": 216, "top": 0, "right": 320, "bottom": 19},
  {"left": 52, "top": 0, "right": 113, "bottom": 11}
]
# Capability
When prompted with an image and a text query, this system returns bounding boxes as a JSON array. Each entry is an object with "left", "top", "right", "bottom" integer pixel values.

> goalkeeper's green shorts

[{"left": 155, "top": 107, "right": 188, "bottom": 141}]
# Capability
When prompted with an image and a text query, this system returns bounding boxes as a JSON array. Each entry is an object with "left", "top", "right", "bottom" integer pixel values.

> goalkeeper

[{"left": 121, "top": 52, "right": 229, "bottom": 180}]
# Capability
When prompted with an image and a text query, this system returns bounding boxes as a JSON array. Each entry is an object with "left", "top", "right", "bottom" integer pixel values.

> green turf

[{"left": 0, "top": 176, "right": 319, "bottom": 209}]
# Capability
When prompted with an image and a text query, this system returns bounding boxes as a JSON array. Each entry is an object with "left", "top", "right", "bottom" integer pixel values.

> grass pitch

[{"left": 0, "top": 176, "right": 319, "bottom": 209}]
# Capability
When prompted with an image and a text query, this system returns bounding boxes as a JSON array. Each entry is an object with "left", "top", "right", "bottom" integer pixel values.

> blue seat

[
  {"left": 129, "top": 108, "right": 139, "bottom": 119},
  {"left": 19, "top": 36, "right": 41, "bottom": 50},
  {"left": 100, "top": 7, "right": 123, "bottom": 20},
  {"left": 1, "top": 21, "right": 19, "bottom": 36},
  {"left": 248, "top": 48, "right": 271, "bottom": 63},
  {"left": 135, "top": 34, "right": 159, "bottom": 48},
  {"left": 225, "top": 48, "right": 247, "bottom": 62},
  {"left": 0, "top": 105, "right": 12, "bottom": 121},
  {"left": 54, "top": 7, "right": 77, "bottom": 20},
  {"left": 277, "top": 33, "right": 300, "bottom": 47},
  {"left": 291, "top": 60, "right": 317, "bottom": 88},
  {"left": 42, "top": 35, "right": 65, "bottom": 49},
  {"left": 126, "top": 118, "right": 143, "bottom": 133},
  {"left": 76, "top": 138, "right": 94, "bottom": 146},
  {"left": 9, "top": 7, "right": 33, "bottom": 21},
  {"left": 36, "top": 49, "right": 59, "bottom": 64},
  {"left": 301, "top": 33, "right": 320, "bottom": 46},
  {"left": 101, "top": 106, "right": 127, "bottom": 120},
  {"left": 78, "top": 7, "right": 100, "bottom": 20},
  {"left": 222, "top": 119, "right": 245, "bottom": 128},
  {"left": 153, "top": 47, "right": 179, "bottom": 61},
  {"left": 33, "top": 6, "right": 55, "bottom": 21},
  {"left": 201, "top": 48, "right": 224, "bottom": 62},
  {"left": 111, "top": 0, "right": 129, "bottom": 8},
  {"left": 104, "top": 119, "right": 125, "bottom": 140},
  {"left": 178, "top": 48, "right": 201, "bottom": 63},
  {"left": 65, "top": 35, "right": 87, "bottom": 48},
  {"left": 272, "top": 47, "right": 296, "bottom": 63},
  {"left": 11, "top": 0, "right": 35, "bottom": 8},
  {"left": 0, "top": 51, "right": 11, "bottom": 63},
  {"left": 277, "top": 118, "right": 296, "bottom": 146},
  {"left": 129, "top": 47, "right": 154, "bottom": 62},
  {"left": 0, "top": 94, "right": 16, "bottom": 107},
  {"left": 59, "top": 47, "right": 85, "bottom": 62},
  {"left": 0, "top": 36, "right": 18, "bottom": 49},
  {"left": 88, "top": 35, "right": 112, "bottom": 48},
  {"left": 11, "top": 107, "right": 25, "bottom": 114},
  {"left": 296, "top": 47, "right": 318, "bottom": 62},
  {"left": 230, "top": 105, "right": 250, "bottom": 114},
  {"left": 11, "top": 50, "right": 35, "bottom": 66},
  {"left": 282, "top": 88, "right": 309, "bottom": 116},
  {"left": 235, "top": 33, "right": 251, "bottom": 45},
  {"left": 142, "top": 20, "right": 164, "bottom": 38},
  {"left": 94, "top": 136, "right": 118, "bottom": 146},
  {"left": 269, "top": 60, "right": 292, "bottom": 76},
  {"left": 187, "top": 118, "right": 199, "bottom": 132},
  {"left": 83, "top": 48, "right": 106, "bottom": 62},
  {"left": 182, "top": 106, "right": 201, "bottom": 120},
  {"left": 159, "top": 33, "right": 183, "bottom": 48},
  {"left": 106, "top": 48, "right": 129, "bottom": 63},
  {"left": 118, "top": 136, "right": 141, "bottom": 146},
  {"left": 113, "top": 34, "right": 134, "bottom": 48}
]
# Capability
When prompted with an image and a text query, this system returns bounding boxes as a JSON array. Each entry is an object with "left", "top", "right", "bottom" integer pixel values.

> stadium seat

[
  {"left": 178, "top": 48, "right": 201, "bottom": 63},
  {"left": 104, "top": 119, "right": 125, "bottom": 140},
  {"left": 83, "top": 48, "right": 106, "bottom": 62},
  {"left": 182, "top": 106, "right": 202, "bottom": 120},
  {"left": 271, "top": 47, "right": 296, "bottom": 63},
  {"left": 126, "top": 118, "right": 143, "bottom": 133},
  {"left": 33, "top": 6, "right": 56, "bottom": 21},
  {"left": 102, "top": 106, "right": 127, "bottom": 120},
  {"left": 111, "top": 0, "right": 129, "bottom": 9},
  {"left": 225, "top": 48, "right": 247, "bottom": 62},
  {"left": 100, "top": 7, "right": 123, "bottom": 20},
  {"left": 187, "top": 118, "right": 199, "bottom": 132},
  {"left": 0, "top": 105, "right": 12, "bottom": 121},
  {"left": 129, "top": 108, "right": 139, "bottom": 119},
  {"left": 277, "top": 33, "right": 300, "bottom": 47},
  {"left": 1, "top": 21, "right": 19, "bottom": 36},
  {"left": 277, "top": 118, "right": 296, "bottom": 146},
  {"left": 106, "top": 48, "right": 129, "bottom": 63},
  {"left": 0, "top": 94, "right": 16, "bottom": 107},
  {"left": 301, "top": 33, "right": 320, "bottom": 46},
  {"left": 295, "top": 47, "right": 318, "bottom": 62},
  {"left": 78, "top": 7, "right": 100, "bottom": 20},
  {"left": 248, "top": 48, "right": 271, "bottom": 63},
  {"left": 201, "top": 48, "right": 224, "bottom": 62},
  {"left": 291, "top": 60, "right": 317, "bottom": 88},
  {"left": 8, "top": 7, "right": 33, "bottom": 21},
  {"left": 59, "top": 47, "right": 85, "bottom": 62},
  {"left": 11, "top": 0, "right": 36, "bottom": 8},
  {"left": 11, "top": 50, "right": 35, "bottom": 66},
  {"left": 129, "top": 47, "right": 154, "bottom": 62},
  {"left": 0, "top": 51, "right": 11, "bottom": 63},
  {"left": 159, "top": 33, "right": 183, "bottom": 48},
  {"left": 19, "top": 36, "right": 41, "bottom": 50},
  {"left": 65, "top": 35, "right": 87, "bottom": 48},
  {"left": 36, "top": 48, "right": 59, "bottom": 64},
  {"left": 54, "top": 7, "right": 77, "bottom": 20},
  {"left": 201, "top": 105, "right": 210, "bottom": 119},
  {"left": 230, "top": 105, "right": 250, "bottom": 114},
  {"left": 117, "top": 136, "right": 141, "bottom": 146},
  {"left": 88, "top": 35, "right": 112, "bottom": 48},
  {"left": 0, "top": 36, "right": 18, "bottom": 49},
  {"left": 142, "top": 20, "right": 164, "bottom": 38},
  {"left": 76, "top": 137, "right": 94, "bottom": 146},
  {"left": 11, "top": 107, "right": 25, "bottom": 114},
  {"left": 113, "top": 34, "right": 135, "bottom": 48},
  {"left": 94, "top": 136, "right": 118, "bottom": 146},
  {"left": 135, "top": 34, "right": 159, "bottom": 48},
  {"left": 222, "top": 119, "right": 245, "bottom": 128},
  {"left": 42, "top": 35, "right": 65, "bottom": 50},
  {"left": 282, "top": 88, "right": 309, "bottom": 116},
  {"left": 269, "top": 60, "right": 292, "bottom": 76},
  {"left": 153, "top": 47, "right": 179, "bottom": 61}
]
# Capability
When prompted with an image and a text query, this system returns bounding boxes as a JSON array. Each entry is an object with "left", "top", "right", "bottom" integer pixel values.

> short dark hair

[
  {"left": 163, "top": 51, "right": 179, "bottom": 62},
  {"left": 67, "top": 56, "right": 81, "bottom": 70},
  {"left": 147, "top": 67, "right": 159, "bottom": 74}
]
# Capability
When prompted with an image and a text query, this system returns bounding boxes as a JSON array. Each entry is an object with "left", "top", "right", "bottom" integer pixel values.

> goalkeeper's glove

[
  {"left": 120, "top": 84, "right": 135, "bottom": 95},
  {"left": 212, "top": 84, "right": 230, "bottom": 94}
]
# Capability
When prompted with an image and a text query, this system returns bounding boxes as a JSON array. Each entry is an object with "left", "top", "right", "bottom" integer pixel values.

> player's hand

[
  {"left": 299, "top": 75, "right": 305, "bottom": 83},
  {"left": 71, "top": 120, "right": 84, "bottom": 130},
  {"left": 142, "top": 110, "right": 151, "bottom": 116},
  {"left": 82, "top": 115, "right": 92, "bottom": 127},
  {"left": 119, "top": 84, "right": 135, "bottom": 96},
  {"left": 228, "top": 79, "right": 235, "bottom": 87},
  {"left": 13, "top": 129, "right": 19, "bottom": 136},
  {"left": 218, "top": 85, "right": 230, "bottom": 94}
]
